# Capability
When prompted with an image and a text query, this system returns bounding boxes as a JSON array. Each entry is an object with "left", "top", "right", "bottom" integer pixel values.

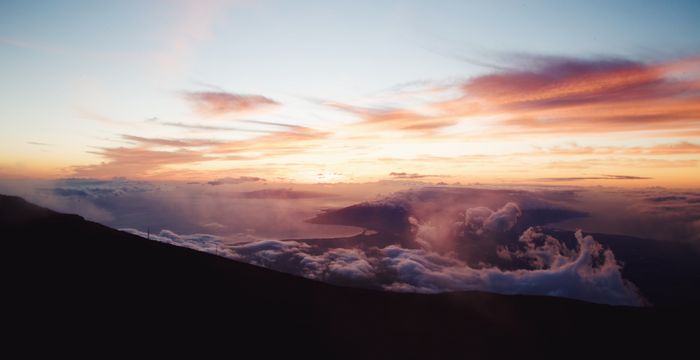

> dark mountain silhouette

[
  {"left": 1, "top": 194, "right": 696, "bottom": 358},
  {"left": 308, "top": 201, "right": 413, "bottom": 237}
]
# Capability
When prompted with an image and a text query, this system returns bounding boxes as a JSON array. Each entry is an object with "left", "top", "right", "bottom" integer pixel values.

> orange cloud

[
  {"left": 388, "top": 172, "right": 445, "bottom": 179},
  {"left": 532, "top": 142, "right": 700, "bottom": 156},
  {"left": 71, "top": 125, "right": 330, "bottom": 179},
  {"left": 121, "top": 135, "right": 221, "bottom": 148},
  {"left": 210, "top": 126, "right": 330, "bottom": 158},
  {"left": 327, "top": 56, "right": 700, "bottom": 137},
  {"left": 184, "top": 91, "right": 280, "bottom": 116},
  {"left": 535, "top": 175, "right": 651, "bottom": 182},
  {"left": 327, "top": 102, "right": 478, "bottom": 132},
  {"left": 72, "top": 147, "right": 209, "bottom": 178},
  {"left": 459, "top": 56, "right": 700, "bottom": 135}
]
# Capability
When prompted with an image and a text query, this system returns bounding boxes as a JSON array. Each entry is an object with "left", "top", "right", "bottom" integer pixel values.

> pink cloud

[{"left": 184, "top": 91, "right": 280, "bottom": 116}]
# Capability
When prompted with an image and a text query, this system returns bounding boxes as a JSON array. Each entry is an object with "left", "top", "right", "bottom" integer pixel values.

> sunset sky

[{"left": 2, "top": 0, "right": 700, "bottom": 186}]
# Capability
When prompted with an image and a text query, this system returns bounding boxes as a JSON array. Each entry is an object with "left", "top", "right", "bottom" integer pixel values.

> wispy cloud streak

[{"left": 184, "top": 91, "right": 280, "bottom": 116}]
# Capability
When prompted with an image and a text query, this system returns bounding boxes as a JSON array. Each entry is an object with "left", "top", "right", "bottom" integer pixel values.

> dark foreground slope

[{"left": 1, "top": 195, "right": 696, "bottom": 359}]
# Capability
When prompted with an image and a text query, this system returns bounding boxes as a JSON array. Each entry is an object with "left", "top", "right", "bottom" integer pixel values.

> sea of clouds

[
  {"left": 4, "top": 177, "right": 699, "bottom": 306},
  {"left": 123, "top": 201, "right": 642, "bottom": 306}
]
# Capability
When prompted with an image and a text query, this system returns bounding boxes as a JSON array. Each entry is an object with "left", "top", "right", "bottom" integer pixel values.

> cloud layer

[{"left": 123, "top": 225, "right": 642, "bottom": 306}]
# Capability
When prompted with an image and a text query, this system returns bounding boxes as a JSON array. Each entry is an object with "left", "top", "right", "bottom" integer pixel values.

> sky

[{"left": 1, "top": 0, "right": 700, "bottom": 186}]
